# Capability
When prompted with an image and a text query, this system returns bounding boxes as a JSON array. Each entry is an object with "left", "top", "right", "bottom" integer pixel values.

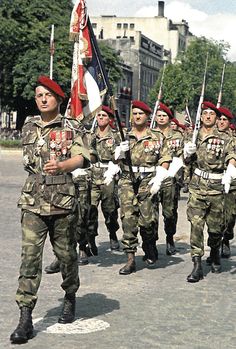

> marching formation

[
  {"left": 9, "top": 0, "right": 236, "bottom": 345},
  {"left": 9, "top": 75, "right": 236, "bottom": 344}
]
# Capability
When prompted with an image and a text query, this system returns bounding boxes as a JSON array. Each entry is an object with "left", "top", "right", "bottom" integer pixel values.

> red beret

[
  {"left": 218, "top": 106, "right": 233, "bottom": 120},
  {"left": 102, "top": 105, "right": 114, "bottom": 118},
  {"left": 158, "top": 102, "right": 173, "bottom": 118},
  {"left": 37, "top": 75, "right": 65, "bottom": 99},
  {"left": 132, "top": 100, "right": 152, "bottom": 115},
  {"left": 201, "top": 101, "right": 220, "bottom": 117},
  {"left": 171, "top": 118, "right": 179, "bottom": 126}
]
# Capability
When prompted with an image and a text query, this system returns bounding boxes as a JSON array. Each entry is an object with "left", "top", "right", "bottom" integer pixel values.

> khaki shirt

[{"left": 18, "top": 114, "right": 90, "bottom": 215}]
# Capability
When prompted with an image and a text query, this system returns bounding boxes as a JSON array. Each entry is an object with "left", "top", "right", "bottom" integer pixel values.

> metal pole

[{"left": 49, "top": 24, "right": 55, "bottom": 79}]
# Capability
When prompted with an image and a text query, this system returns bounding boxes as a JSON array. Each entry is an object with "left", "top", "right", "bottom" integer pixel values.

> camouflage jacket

[
  {"left": 154, "top": 127, "right": 184, "bottom": 186},
  {"left": 186, "top": 126, "right": 236, "bottom": 195},
  {"left": 18, "top": 114, "right": 90, "bottom": 215},
  {"left": 120, "top": 128, "right": 171, "bottom": 180},
  {"left": 90, "top": 125, "right": 120, "bottom": 184}
]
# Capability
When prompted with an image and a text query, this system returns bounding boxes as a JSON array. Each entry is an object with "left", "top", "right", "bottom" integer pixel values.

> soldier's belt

[
  {"left": 29, "top": 173, "right": 73, "bottom": 185},
  {"left": 194, "top": 168, "right": 223, "bottom": 180},
  {"left": 123, "top": 165, "right": 157, "bottom": 173},
  {"left": 93, "top": 162, "right": 109, "bottom": 168}
]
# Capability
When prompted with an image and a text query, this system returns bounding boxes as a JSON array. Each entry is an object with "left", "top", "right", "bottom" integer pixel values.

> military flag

[{"left": 69, "top": 0, "right": 107, "bottom": 121}]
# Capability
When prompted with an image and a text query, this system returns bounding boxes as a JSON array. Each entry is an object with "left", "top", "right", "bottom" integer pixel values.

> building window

[
  {"left": 117, "top": 23, "right": 122, "bottom": 29},
  {"left": 116, "top": 36, "right": 121, "bottom": 39},
  {"left": 130, "top": 23, "right": 135, "bottom": 29},
  {"left": 92, "top": 23, "right": 97, "bottom": 29},
  {"left": 123, "top": 23, "right": 128, "bottom": 29},
  {"left": 130, "top": 36, "right": 135, "bottom": 43}
]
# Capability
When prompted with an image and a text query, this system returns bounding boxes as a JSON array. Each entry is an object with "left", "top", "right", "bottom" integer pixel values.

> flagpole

[
  {"left": 87, "top": 17, "right": 138, "bottom": 194},
  {"left": 50, "top": 24, "right": 55, "bottom": 79}
]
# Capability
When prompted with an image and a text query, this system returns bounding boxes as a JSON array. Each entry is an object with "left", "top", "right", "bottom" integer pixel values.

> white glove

[
  {"left": 103, "top": 161, "right": 121, "bottom": 186},
  {"left": 221, "top": 163, "right": 236, "bottom": 193},
  {"left": 184, "top": 142, "right": 197, "bottom": 159},
  {"left": 168, "top": 157, "right": 184, "bottom": 177},
  {"left": 114, "top": 140, "right": 129, "bottom": 160},
  {"left": 148, "top": 166, "right": 169, "bottom": 196},
  {"left": 71, "top": 168, "right": 88, "bottom": 178}
]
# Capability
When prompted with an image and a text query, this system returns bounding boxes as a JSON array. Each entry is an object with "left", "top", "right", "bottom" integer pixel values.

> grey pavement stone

[{"left": 0, "top": 149, "right": 236, "bottom": 349}]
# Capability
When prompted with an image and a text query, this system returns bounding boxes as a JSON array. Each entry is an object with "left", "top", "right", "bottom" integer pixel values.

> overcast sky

[{"left": 85, "top": 0, "right": 236, "bottom": 61}]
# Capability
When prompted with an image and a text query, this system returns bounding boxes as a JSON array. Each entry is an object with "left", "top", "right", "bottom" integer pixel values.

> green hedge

[{"left": 0, "top": 139, "right": 22, "bottom": 148}]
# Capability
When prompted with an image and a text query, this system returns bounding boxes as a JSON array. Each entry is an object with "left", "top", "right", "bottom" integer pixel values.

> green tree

[
  {"left": 0, "top": 0, "right": 123, "bottom": 126},
  {"left": 148, "top": 37, "right": 236, "bottom": 117},
  {"left": 0, "top": 0, "right": 73, "bottom": 107}
]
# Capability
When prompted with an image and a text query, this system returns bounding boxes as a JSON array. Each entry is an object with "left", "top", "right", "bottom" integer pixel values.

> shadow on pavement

[
  {"left": 87, "top": 241, "right": 190, "bottom": 271},
  {"left": 34, "top": 293, "right": 120, "bottom": 334}
]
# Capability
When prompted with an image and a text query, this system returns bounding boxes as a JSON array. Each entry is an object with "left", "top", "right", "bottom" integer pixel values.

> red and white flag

[{"left": 69, "top": 0, "right": 107, "bottom": 121}]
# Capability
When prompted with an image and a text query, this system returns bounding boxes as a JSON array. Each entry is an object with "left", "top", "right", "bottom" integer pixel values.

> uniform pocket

[
  {"left": 52, "top": 184, "right": 76, "bottom": 210},
  {"left": 18, "top": 180, "right": 35, "bottom": 206}
]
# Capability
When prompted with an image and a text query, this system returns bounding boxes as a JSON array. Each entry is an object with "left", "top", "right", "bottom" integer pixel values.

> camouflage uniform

[
  {"left": 16, "top": 114, "right": 89, "bottom": 309},
  {"left": 119, "top": 129, "right": 171, "bottom": 253},
  {"left": 88, "top": 126, "right": 120, "bottom": 243},
  {"left": 72, "top": 130, "right": 92, "bottom": 252},
  {"left": 223, "top": 133, "right": 236, "bottom": 243},
  {"left": 186, "top": 127, "right": 236, "bottom": 257},
  {"left": 155, "top": 128, "right": 184, "bottom": 240}
]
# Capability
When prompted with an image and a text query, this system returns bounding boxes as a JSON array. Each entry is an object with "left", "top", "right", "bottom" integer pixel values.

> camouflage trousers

[
  {"left": 224, "top": 190, "right": 236, "bottom": 240},
  {"left": 159, "top": 178, "right": 179, "bottom": 237},
  {"left": 16, "top": 210, "right": 79, "bottom": 309},
  {"left": 75, "top": 176, "right": 91, "bottom": 247},
  {"left": 119, "top": 175, "right": 159, "bottom": 253},
  {"left": 88, "top": 179, "right": 119, "bottom": 237},
  {"left": 187, "top": 192, "right": 227, "bottom": 257}
]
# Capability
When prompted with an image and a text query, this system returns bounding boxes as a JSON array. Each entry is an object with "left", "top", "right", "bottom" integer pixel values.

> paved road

[{"left": 1, "top": 149, "right": 236, "bottom": 349}]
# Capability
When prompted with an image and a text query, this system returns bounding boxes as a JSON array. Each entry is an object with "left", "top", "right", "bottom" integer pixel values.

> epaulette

[
  {"left": 24, "top": 115, "right": 38, "bottom": 124},
  {"left": 173, "top": 129, "right": 183, "bottom": 135},
  {"left": 150, "top": 128, "right": 163, "bottom": 136}
]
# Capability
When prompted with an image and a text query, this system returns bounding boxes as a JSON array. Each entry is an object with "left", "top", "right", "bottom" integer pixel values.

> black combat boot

[
  {"left": 142, "top": 240, "right": 158, "bottom": 266},
  {"left": 109, "top": 231, "right": 120, "bottom": 251},
  {"left": 119, "top": 252, "right": 136, "bottom": 275},
  {"left": 44, "top": 257, "right": 60, "bottom": 274},
  {"left": 86, "top": 236, "right": 98, "bottom": 256},
  {"left": 58, "top": 293, "right": 76, "bottom": 324},
  {"left": 210, "top": 248, "right": 221, "bottom": 273},
  {"left": 221, "top": 239, "right": 231, "bottom": 258},
  {"left": 10, "top": 306, "right": 34, "bottom": 344},
  {"left": 166, "top": 235, "right": 177, "bottom": 255},
  {"left": 187, "top": 256, "right": 203, "bottom": 283},
  {"left": 78, "top": 248, "right": 89, "bottom": 266}
]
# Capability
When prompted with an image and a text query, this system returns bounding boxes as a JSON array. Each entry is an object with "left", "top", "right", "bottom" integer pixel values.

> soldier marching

[{"left": 10, "top": 74, "right": 236, "bottom": 345}]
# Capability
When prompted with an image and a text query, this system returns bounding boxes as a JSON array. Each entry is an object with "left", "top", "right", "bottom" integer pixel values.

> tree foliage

[
  {"left": 148, "top": 37, "right": 236, "bottom": 117},
  {"left": 0, "top": 0, "right": 123, "bottom": 121}
]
